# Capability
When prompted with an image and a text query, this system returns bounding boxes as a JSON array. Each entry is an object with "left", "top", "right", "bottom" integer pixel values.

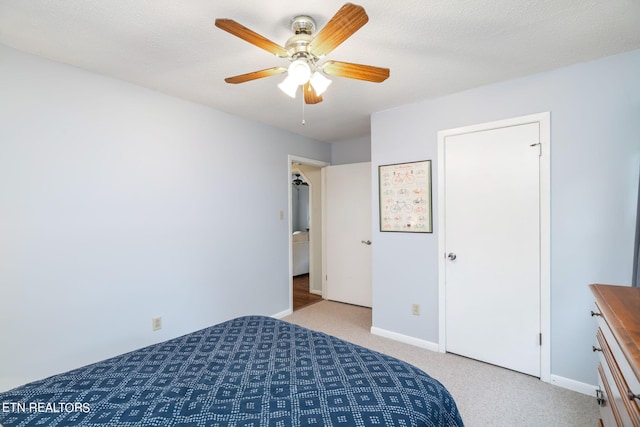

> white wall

[
  {"left": 297, "top": 186, "right": 310, "bottom": 231},
  {"left": 0, "top": 45, "right": 331, "bottom": 391},
  {"left": 371, "top": 49, "right": 640, "bottom": 387},
  {"left": 291, "top": 182, "right": 309, "bottom": 232},
  {"left": 331, "top": 135, "right": 371, "bottom": 165}
]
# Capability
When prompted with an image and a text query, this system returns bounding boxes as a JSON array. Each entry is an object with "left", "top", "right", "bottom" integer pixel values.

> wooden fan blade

[
  {"left": 215, "top": 19, "right": 289, "bottom": 58},
  {"left": 303, "top": 82, "right": 323, "bottom": 104},
  {"left": 309, "top": 3, "right": 369, "bottom": 57},
  {"left": 224, "top": 67, "right": 287, "bottom": 84},
  {"left": 322, "top": 60, "right": 389, "bottom": 82}
]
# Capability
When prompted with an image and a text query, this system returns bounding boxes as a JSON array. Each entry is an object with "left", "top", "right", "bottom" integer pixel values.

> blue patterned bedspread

[{"left": 0, "top": 316, "right": 463, "bottom": 426}]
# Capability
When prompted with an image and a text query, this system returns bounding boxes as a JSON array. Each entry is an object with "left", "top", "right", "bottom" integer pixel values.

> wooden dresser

[{"left": 590, "top": 284, "right": 640, "bottom": 426}]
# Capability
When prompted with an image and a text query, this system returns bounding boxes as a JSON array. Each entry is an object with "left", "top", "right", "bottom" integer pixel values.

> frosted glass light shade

[
  {"left": 309, "top": 71, "right": 332, "bottom": 96},
  {"left": 278, "top": 75, "right": 299, "bottom": 98},
  {"left": 288, "top": 59, "right": 311, "bottom": 85}
]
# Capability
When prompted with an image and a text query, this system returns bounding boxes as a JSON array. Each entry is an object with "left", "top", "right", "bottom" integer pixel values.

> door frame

[
  {"left": 436, "top": 112, "right": 551, "bottom": 382},
  {"left": 288, "top": 155, "right": 329, "bottom": 314}
]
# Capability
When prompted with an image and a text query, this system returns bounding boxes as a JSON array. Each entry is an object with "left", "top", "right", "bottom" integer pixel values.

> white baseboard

[
  {"left": 549, "top": 374, "right": 597, "bottom": 396},
  {"left": 271, "top": 309, "right": 292, "bottom": 319},
  {"left": 370, "top": 326, "right": 439, "bottom": 352},
  {"left": 368, "top": 329, "right": 596, "bottom": 397}
]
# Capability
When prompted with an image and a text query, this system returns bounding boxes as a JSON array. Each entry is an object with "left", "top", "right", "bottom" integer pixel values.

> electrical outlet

[
  {"left": 152, "top": 316, "right": 162, "bottom": 331},
  {"left": 412, "top": 304, "right": 420, "bottom": 316},
  {"left": 279, "top": 210, "right": 284, "bottom": 220}
]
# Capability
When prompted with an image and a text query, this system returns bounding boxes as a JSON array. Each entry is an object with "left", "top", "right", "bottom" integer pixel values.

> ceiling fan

[{"left": 215, "top": 3, "right": 390, "bottom": 104}]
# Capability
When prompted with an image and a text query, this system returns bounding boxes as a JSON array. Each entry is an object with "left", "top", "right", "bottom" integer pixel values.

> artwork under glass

[{"left": 379, "top": 160, "right": 432, "bottom": 233}]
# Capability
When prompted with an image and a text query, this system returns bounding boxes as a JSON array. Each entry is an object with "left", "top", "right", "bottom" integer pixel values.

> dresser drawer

[
  {"left": 599, "top": 363, "right": 622, "bottom": 426},
  {"left": 595, "top": 303, "right": 640, "bottom": 426},
  {"left": 590, "top": 286, "right": 640, "bottom": 427},
  {"left": 597, "top": 328, "right": 638, "bottom": 426}
]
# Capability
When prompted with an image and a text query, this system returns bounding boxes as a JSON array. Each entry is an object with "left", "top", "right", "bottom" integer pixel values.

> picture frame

[{"left": 379, "top": 160, "right": 432, "bottom": 233}]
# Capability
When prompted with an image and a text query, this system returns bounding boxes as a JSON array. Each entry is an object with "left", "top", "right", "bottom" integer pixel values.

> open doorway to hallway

[
  {"left": 289, "top": 157, "right": 327, "bottom": 312},
  {"left": 293, "top": 274, "right": 323, "bottom": 310}
]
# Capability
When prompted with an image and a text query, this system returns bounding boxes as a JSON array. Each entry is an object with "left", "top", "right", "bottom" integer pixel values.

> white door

[
  {"left": 443, "top": 122, "right": 541, "bottom": 377},
  {"left": 324, "top": 162, "right": 372, "bottom": 307}
]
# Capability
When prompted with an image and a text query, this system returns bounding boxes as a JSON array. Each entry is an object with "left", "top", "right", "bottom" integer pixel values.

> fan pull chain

[{"left": 301, "top": 89, "right": 306, "bottom": 125}]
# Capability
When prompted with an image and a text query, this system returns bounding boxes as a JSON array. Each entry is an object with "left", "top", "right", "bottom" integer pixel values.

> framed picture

[{"left": 379, "top": 160, "right": 432, "bottom": 233}]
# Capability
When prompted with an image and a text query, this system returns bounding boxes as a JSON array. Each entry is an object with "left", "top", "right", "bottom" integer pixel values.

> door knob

[
  {"left": 361, "top": 240, "right": 372, "bottom": 245},
  {"left": 447, "top": 252, "right": 457, "bottom": 261}
]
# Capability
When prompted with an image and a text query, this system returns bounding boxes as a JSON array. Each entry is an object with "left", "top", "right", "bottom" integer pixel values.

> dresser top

[{"left": 590, "top": 284, "right": 640, "bottom": 380}]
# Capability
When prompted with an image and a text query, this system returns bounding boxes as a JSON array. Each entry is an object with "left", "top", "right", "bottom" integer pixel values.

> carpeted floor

[{"left": 282, "top": 300, "right": 600, "bottom": 427}]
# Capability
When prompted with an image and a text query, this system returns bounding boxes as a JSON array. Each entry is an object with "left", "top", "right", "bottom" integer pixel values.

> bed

[{"left": 0, "top": 316, "right": 463, "bottom": 426}]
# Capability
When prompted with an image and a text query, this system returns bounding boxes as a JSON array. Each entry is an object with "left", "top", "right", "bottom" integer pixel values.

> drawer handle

[
  {"left": 596, "top": 389, "right": 606, "bottom": 407},
  {"left": 591, "top": 310, "right": 602, "bottom": 317},
  {"left": 628, "top": 390, "right": 640, "bottom": 402},
  {"left": 592, "top": 346, "right": 602, "bottom": 352}
]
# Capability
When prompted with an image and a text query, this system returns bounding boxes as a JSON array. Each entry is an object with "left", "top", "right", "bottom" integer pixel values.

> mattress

[{"left": 0, "top": 316, "right": 463, "bottom": 426}]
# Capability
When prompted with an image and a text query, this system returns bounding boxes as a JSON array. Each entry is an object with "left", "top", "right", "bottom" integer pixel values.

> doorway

[
  {"left": 437, "top": 113, "right": 550, "bottom": 381},
  {"left": 288, "top": 156, "right": 328, "bottom": 312}
]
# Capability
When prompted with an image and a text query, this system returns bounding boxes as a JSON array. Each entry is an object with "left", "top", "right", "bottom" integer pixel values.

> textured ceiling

[{"left": 1, "top": 1, "right": 639, "bottom": 142}]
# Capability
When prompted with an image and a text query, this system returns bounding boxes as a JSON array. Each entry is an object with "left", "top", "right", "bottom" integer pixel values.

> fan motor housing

[
  {"left": 285, "top": 16, "right": 317, "bottom": 57},
  {"left": 285, "top": 34, "right": 313, "bottom": 56},
  {"left": 291, "top": 15, "right": 315, "bottom": 35}
]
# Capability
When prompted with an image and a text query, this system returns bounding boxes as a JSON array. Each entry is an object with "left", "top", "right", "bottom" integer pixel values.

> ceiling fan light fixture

[
  {"left": 309, "top": 71, "right": 332, "bottom": 96},
  {"left": 278, "top": 75, "right": 299, "bottom": 98},
  {"left": 217, "top": 4, "right": 388, "bottom": 105},
  {"left": 288, "top": 59, "right": 311, "bottom": 85}
]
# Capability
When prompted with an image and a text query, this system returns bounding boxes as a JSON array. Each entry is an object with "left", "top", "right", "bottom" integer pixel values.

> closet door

[{"left": 443, "top": 122, "right": 541, "bottom": 377}]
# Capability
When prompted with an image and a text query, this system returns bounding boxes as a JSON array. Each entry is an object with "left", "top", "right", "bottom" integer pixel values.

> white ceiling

[{"left": 1, "top": 1, "right": 639, "bottom": 143}]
